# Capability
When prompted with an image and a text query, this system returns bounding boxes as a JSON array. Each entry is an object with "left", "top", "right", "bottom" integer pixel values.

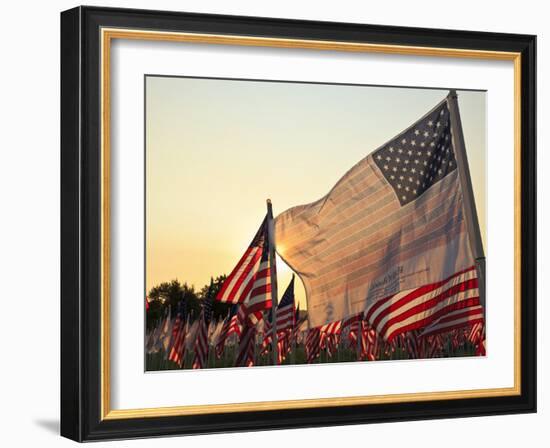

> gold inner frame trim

[{"left": 100, "top": 27, "right": 522, "bottom": 420}]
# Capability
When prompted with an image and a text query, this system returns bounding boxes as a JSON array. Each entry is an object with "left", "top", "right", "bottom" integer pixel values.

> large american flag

[{"left": 275, "top": 94, "right": 483, "bottom": 342}]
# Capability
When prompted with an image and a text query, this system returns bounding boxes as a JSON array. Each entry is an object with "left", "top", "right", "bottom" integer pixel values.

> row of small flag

[{"left": 146, "top": 280, "right": 485, "bottom": 369}]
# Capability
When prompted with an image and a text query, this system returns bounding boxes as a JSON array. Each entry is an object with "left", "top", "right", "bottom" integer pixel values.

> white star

[
  {"left": 404, "top": 159, "right": 409, "bottom": 164},
  {"left": 402, "top": 195, "right": 406, "bottom": 201},
  {"left": 411, "top": 168, "right": 416, "bottom": 173},
  {"left": 376, "top": 154, "right": 382, "bottom": 160},
  {"left": 390, "top": 175, "right": 395, "bottom": 180},
  {"left": 398, "top": 148, "right": 403, "bottom": 154},
  {"left": 411, "top": 140, "right": 416, "bottom": 146},
  {"left": 405, "top": 186, "right": 410, "bottom": 191},
  {"left": 389, "top": 147, "right": 394, "bottom": 153},
  {"left": 440, "top": 109, "right": 445, "bottom": 115},
  {"left": 436, "top": 121, "right": 441, "bottom": 128},
  {"left": 386, "top": 156, "right": 391, "bottom": 161},
  {"left": 399, "top": 175, "right": 404, "bottom": 180},
  {"left": 402, "top": 167, "right": 407, "bottom": 172},
  {"left": 449, "top": 161, "right": 454, "bottom": 167},
  {"left": 407, "top": 150, "right": 413, "bottom": 156},
  {"left": 427, "top": 151, "right": 431, "bottom": 156},
  {"left": 433, "top": 132, "right": 438, "bottom": 138},
  {"left": 423, "top": 131, "right": 429, "bottom": 137},
  {"left": 408, "top": 177, "right": 413, "bottom": 182},
  {"left": 414, "top": 129, "right": 420, "bottom": 135},
  {"left": 401, "top": 138, "right": 407, "bottom": 144},
  {"left": 428, "top": 121, "right": 433, "bottom": 127},
  {"left": 413, "top": 189, "right": 417, "bottom": 194},
  {"left": 438, "top": 169, "right": 443, "bottom": 174},
  {"left": 420, "top": 142, "right": 425, "bottom": 147},
  {"left": 392, "top": 167, "right": 397, "bottom": 172},
  {"left": 430, "top": 142, "right": 435, "bottom": 147},
  {"left": 383, "top": 165, "right": 389, "bottom": 170},
  {"left": 397, "top": 184, "right": 402, "bottom": 189}
]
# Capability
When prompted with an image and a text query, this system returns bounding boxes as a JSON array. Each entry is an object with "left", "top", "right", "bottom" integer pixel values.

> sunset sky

[{"left": 145, "top": 77, "right": 486, "bottom": 309}]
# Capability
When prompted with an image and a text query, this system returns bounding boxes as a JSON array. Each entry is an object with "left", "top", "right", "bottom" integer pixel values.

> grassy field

[{"left": 146, "top": 342, "right": 479, "bottom": 371}]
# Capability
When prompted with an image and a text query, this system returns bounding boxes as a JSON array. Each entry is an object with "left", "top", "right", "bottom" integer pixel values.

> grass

[{"left": 145, "top": 342, "right": 479, "bottom": 371}]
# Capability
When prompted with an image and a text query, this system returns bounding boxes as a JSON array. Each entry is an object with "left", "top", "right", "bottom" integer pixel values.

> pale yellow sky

[{"left": 145, "top": 77, "right": 486, "bottom": 309}]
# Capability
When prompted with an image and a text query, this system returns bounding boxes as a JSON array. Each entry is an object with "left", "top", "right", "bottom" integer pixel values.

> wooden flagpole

[
  {"left": 447, "top": 91, "right": 486, "bottom": 311},
  {"left": 266, "top": 199, "right": 279, "bottom": 366}
]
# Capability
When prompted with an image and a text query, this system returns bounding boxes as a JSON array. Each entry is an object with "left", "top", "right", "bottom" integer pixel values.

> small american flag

[
  {"left": 215, "top": 305, "right": 238, "bottom": 359},
  {"left": 260, "top": 276, "right": 296, "bottom": 354},
  {"left": 217, "top": 216, "right": 273, "bottom": 326},
  {"left": 276, "top": 275, "right": 296, "bottom": 331},
  {"left": 168, "top": 301, "right": 187, "bottom": 367},
  {"left": 192, "top": 294, "right": 214, "bottom": 369},
  {"left": 305, "top": 327, "right": 321, "bottom": 363},
  {"left": 235, "top": 324, "right": 256, "bottom": 367}
]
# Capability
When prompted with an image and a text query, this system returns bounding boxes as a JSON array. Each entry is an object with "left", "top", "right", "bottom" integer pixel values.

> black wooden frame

[{"left": 61, "top": 6, "right": 536, "bottom": 442}]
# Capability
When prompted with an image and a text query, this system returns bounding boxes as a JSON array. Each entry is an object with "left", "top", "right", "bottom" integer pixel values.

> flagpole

[
  {"left": 356, "top": 319, "right": 362, "bottom": 361},
  {"left": 266, "top": 199, "right": 279, "bottom": 366},
  {"left": 447, "top": 90, "right": 486, "bottom": 311}
]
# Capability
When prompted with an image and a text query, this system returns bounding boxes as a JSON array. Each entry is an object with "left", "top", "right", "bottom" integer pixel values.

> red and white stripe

[
  {"left": 365, "top": 266, "right": 480, "bottom": 341},
  {"left": 261, "top": 319, "right": 294, "bottom": 362},
  {"left": 192, "top": 312, "right": 209, "bottom": 369},
  {"left": 216, "top": 245, "right": 263, "bottom": 304},
  {"left": 166, "top": 314, "right": 182, "bottom": 359},
  {"left": 168, "top": 317, "right": 187, "bottom": 367},
  {"left": 276, "top": 303, "right": 296, "bottom": 332},
  {"left": 420, "top": 305, "right": 484, "bottom": 338},
  {"left": 243, "top": 258, "right": 272, "bottom": 325},
  {"left": 235, "top": 325, "right": 256, "bottom": 367},
  {"left": 216, "top": 218, "right": 270, "bottom": 307},
  {"left": 305, "top": 328, "right": 321, "bottom": 363},
  {"left": 320, "top": 320, "right": 342, "bottom": 335},
  {"left": 467, "top": 321, "right": 484, "bottom": 344},
  {"left": 215, "top": 314, "right": 234, "bottom": 359},
  {"left": 227, "top": 312, "right": 241, "bottom": 338}
]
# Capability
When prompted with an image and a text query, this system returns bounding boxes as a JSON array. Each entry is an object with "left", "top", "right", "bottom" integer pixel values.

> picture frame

[{"left": 60, "top": 5, "right": 536, "bottom": 441}]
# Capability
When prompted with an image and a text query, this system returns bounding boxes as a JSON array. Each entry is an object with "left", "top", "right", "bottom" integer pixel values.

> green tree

[
  {"left": 197, "top": 275, "right": 231, "bottom": 320},
  {"left": 147, "top": 279, "right": 201, "bottom": 329},
  {"left": 147, "top": 275, "right": 234, "bottom": 330}
]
